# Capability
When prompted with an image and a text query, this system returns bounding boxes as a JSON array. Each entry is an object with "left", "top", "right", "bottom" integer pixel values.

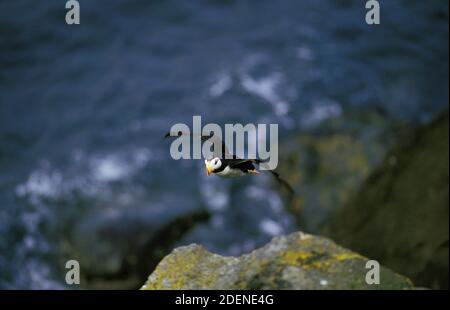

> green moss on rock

[
  {"left": 141, "top": 232, "right": 413, "bottom": 290},
  {"left": 277, "top": 111, "right": 393, "bottom": 232}
]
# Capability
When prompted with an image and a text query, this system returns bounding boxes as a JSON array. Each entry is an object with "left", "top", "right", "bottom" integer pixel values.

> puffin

[{"left": 165, "top": 131, "right": 294, "bottom": 194}]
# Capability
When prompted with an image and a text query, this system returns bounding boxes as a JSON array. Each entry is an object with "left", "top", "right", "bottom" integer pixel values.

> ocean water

[{"left": 0, "top": 0, "right": 448, "bottom": 288}]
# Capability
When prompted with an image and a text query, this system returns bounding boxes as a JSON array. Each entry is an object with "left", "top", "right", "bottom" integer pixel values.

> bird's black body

[
  {"left": 213, "top": 158, "right": 258, "bottom": 174},
  {"left": 164, "top": 131, "right": 294, "bottom": 195}
]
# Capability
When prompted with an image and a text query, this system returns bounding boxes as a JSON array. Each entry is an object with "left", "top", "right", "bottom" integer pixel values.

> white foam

[
  {"left": 245, "top": 185, "right": 266, "bottom": 199},
  {"left": 134, "top": 148, "right": 152, "bottom": 168},
  {"left": 241, "top": 73, "right": 281, "bottom": 103},
  {"left": 21, "top": 260, "right": 64, "bottom": 289},
  {"left": 246, "top": 186, "right": 283, "bottom": 213},
  {"left": 16, "top": 148, "right": 153, "bottom": 203},
  {"left": 16, "top": 170, "right": 62, "bottom": 199},
  {"left": 201, "top": 180, "right": 229, "bottom": 212},
  {"left": 209, "top": 73, "right": 232, "bottom": 98},
  {"left": 259, "top": 219, "right": 283, "bottom": 237},
  {"left": 302, "top": 100, "right": 342, "bottom": 127},
  {"left": 274, "top": 100, "right": 289, "bottom": 116},
  {"left": 91, "top": 148, "right": 151, "bottom": 182},
  {"left": 241, "top": 72, "right": 291, "bottom": 116},
  {"left": 92, "top": 156, "right": 129, "bottom": 182}
]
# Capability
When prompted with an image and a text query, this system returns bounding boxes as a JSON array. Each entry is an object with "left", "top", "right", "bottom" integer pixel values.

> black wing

[
  {"left": 165, "top": 132, "right": 294, "bottom": 195},
  {"left": 229, "top": 159, "right": 295, "bottom": 195},
  {"left": 228, "top": 158, "right": 263, "bottom": 167}
]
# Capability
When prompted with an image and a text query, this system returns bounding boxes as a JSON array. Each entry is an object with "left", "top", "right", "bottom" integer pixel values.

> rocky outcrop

[
  {"left": 277, "top": 111, "right": 394, "bottom": 232},
  {"left": 325, "top": 111, "right": 449, "bottom": 289},
  {"left": 141, "top": 232, "right": 413, "bottom": 290},
  {"left": 64, "top": 206, "right": 210, "bottom": 289}
]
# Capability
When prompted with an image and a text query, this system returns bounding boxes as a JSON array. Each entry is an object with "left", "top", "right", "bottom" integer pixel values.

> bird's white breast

[{"left": 216, "top": 165, "right": 245, "bottom": 178}]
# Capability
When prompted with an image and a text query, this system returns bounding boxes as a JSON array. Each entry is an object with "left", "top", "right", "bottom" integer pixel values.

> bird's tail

[
  {"left": 254, "top": 160, "right": 295, "bottom": 196},
  {"left": 267, "top": 170, "right": 295, "bottom": 196}
]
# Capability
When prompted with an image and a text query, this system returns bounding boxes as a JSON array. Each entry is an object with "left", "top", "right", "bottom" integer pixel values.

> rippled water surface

[{"left": 0, "top": 0, "right": 448, "bottom": 288}]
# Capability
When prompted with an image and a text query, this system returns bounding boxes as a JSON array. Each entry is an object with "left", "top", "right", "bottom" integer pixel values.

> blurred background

[{"left": 0, "top": 0, "right": 448, "bottom": 289}]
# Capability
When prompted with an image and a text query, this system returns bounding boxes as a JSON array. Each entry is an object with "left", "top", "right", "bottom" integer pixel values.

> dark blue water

[{"left": 0, "top": 0, "right": 448, "bottom": 288}]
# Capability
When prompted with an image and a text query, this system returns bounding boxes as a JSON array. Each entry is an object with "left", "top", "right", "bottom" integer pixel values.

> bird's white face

[{"left": 204, "top": 157, "right": 222, "bottom": 175}]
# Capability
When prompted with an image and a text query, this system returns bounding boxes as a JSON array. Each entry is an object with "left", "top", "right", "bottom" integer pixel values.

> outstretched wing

[
  {"left": 164, "top": 131, "right": 231, "bottom": 159},
  {"left": 228, "top": 158, "right": 263, "bottom": 168},
  {"left": 165, "top": 131, "right": 294, "bottom": 195}
]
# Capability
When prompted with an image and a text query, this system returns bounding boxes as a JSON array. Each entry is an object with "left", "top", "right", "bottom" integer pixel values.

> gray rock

[
  {"left": 65, "top": 205, "right": 210, "bottom": 289},
  {"left": 325, "top": 111, "right": 449, "bottom": 289},
  {"left": 141, "top": 231, "right": 413, "bottom": 290}
]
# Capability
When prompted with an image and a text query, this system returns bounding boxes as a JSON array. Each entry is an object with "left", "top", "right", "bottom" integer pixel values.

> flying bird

[{"left": 164, "top": 131, "right": 294, "bottom": 195}]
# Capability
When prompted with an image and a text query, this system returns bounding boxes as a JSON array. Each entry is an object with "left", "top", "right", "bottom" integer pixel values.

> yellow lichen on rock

[{"left": 141, "top": 232, "right": 414, "bottom": 290}]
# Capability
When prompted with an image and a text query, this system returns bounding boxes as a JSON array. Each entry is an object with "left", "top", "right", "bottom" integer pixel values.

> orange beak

[{"left": 205, "top": 161, "right": 214, "bottom": 176}]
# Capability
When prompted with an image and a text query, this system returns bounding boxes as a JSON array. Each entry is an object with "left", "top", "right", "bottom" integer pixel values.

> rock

[
  {"left": 277, "top": 111, "right": 395, "bottom": 232},
  {"left": 63, "top": 205, "right": 210, "bottom": 289},
  {"left": 325, "top": 111, "right": 449, "bottom": 289},
  {"left": 141, "top": 232, "right": 413, "bottom": 290}
]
